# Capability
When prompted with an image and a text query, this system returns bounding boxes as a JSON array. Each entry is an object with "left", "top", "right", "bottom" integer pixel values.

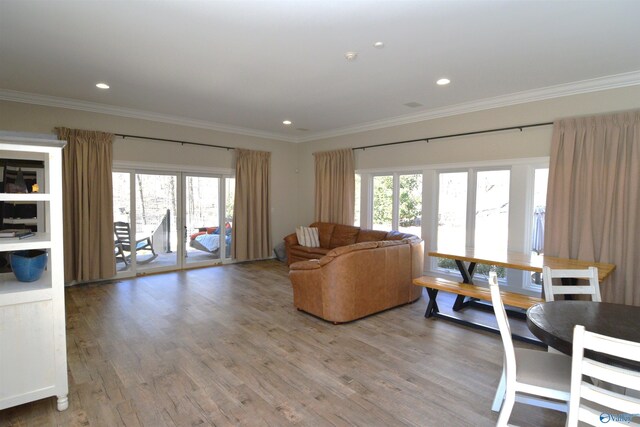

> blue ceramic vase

[{"left": 10, "top": 250, "right": 48, "bottom": 282}]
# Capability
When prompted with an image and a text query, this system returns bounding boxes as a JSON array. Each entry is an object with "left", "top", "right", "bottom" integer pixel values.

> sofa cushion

[
  {"left": 329, "top": 224, "right": 360, "bottom": 248},
  {"left": 356, "top": 229, "right": 388, "bottom": 243},
  {"left": 310, "top": 222, "right": 336, "bottom": 248},
  {"left": 296, "top": 226, "right": 320, "bottom": 247}
]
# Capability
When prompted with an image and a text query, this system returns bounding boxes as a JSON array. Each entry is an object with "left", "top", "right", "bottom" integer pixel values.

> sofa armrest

[
  {"left": 284, "top": 232, "right": 299, "bottom": 246},
  {"left": 289, "top": 259, "right": 322, "bottom": 270},
  {"left": 284, "top": 233, "right": 299, "bottom": 265}
]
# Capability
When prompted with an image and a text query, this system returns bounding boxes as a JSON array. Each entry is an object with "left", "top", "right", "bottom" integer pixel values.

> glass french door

[
  {"left": 184, "top": 175, "right": 220, "bottom": 266},
  {"left": 113, "top": 170, "right": 180, "bottom": 275},
  {"left": 113, "top": 168, "right": 233, "bottom": 276},
  {"left": 135, "top": 172, "right": 179, "bottom": 273},
  {"left": 183, "top": 175, "right": 235, "bottom": 266}
]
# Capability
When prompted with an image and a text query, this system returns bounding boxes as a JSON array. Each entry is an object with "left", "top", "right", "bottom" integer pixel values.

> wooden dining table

[
  {"left": 429, "top": 248, "right": 616, "bottom": 283},
  {"left": 429, "top": 248, "right": 616, "bottom": 309},
  {"left": 527, "top": 301, "right": 640, "bottom": 371}
]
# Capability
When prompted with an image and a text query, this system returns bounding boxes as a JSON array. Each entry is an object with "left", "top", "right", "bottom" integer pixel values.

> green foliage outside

[
  {"left": 372, "top": 174, "right": 422, "bottom": 227},
  {"left": 436, "top": 257, "right": 506, "bottom": 279},
  {"left": 399, "top": 174, "right": 422, "bottom": 226},
  {"left": 225, "top": 189, "right": 234, "bottom": 221},
  {"left": 373, "top": 176, "right": 393, "bottom": 226}
]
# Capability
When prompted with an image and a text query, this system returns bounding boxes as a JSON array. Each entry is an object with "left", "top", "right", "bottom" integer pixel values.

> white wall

[
  {"left": 0, "top": 100, "right": 301, "bottom": 247},
  {"left": 296, "top": 86, "right": 640, "bottom": 225}
]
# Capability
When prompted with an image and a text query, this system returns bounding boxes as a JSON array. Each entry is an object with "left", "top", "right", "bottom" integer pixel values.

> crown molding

[
  {"left": 2, "top": 70, "right": 640, "bottom": 144},
  {"left": 296, "top": 70, "right": 640, "bottom": 142},
  {"left": 0, "top": 89, "right": 298, "bottom": 143}
]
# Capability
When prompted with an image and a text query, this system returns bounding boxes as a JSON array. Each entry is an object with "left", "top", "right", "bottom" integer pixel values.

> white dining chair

[
  {"left": 542, "top": 266, "right": 601, "bottom": 302},
  {"left": 489, "top": 272, "right": 572, "bottom": 426},
  {"left": 566, "top": 325, "right": 640, "bottom": 426}
]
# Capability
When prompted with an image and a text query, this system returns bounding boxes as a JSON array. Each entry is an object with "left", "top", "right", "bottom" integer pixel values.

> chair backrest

[
  {"left": 114, "top": 221, "right": 132, "bottom": 245},
  {"left": 566, "top": 325, "right": 640, "bottom": 426},
  {"left": 542, "top": 266, "right": 601, "bottom": 302},
  {"left": 489, "top": 272, "right": 516, "bottom": 387}
]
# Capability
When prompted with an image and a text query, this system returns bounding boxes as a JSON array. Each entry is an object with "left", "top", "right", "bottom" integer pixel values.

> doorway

[{"left": 112, "top": 169, "right": 234, "bottom": 276}]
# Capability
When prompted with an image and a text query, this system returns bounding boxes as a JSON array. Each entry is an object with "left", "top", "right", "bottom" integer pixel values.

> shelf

[
  {"left": 3, "top": 218, "right": 38, "bottom": 225},
  {"left": 0, "top": 233, "right": 51, "bottom": 251},
  {"left": 0, "top": 133, "right": 67, "bottom": 411},
  {"left": 4, "top": 201, "right": 37, "bottom": 205},
  {"left": 0, "top": 271, "right": 53, "bottom": 306},
  {"left": 0, "top": 193, "right": 51, "bottom": 202}
]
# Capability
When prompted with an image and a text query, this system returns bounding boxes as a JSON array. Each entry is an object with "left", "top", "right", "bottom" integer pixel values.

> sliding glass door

[
  {"left": 184, "top": 175, "right": 222, "bottom": 266},
  {"left": 135, "top": 172, "right": 179, "bottom": 273},
  {"left": 113, "top": 168, "right": 233, "bottom": 276}
]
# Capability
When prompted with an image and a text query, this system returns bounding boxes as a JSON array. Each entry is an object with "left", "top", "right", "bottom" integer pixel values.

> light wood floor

[{"left": 1, "top": 260, "right": 565, "bottom": 427}]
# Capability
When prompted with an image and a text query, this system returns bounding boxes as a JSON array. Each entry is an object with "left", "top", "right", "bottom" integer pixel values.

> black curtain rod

[
  {"left": 115, "top": 133, "right": 234, "bottom": 150},
  {"left": 352, "top": 122, "right": 554, "bottom": 151}
]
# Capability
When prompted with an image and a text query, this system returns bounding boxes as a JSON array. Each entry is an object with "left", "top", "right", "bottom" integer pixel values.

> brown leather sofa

[
  {"left": 284, "top": 222, "right": 418, "bottom": 265},
  {"left": 286, "top": 223, "right": 424, "bottom": 323}
]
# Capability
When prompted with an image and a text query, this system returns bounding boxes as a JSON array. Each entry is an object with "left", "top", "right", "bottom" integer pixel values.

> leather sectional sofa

[{"left": 285, "top": 222, "right": 424, "bottom": 323}]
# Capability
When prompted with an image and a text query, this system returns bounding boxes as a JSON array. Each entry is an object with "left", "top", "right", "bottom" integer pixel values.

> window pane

[
  {"left": 398, "top": 174, "right": 422, "bottom": 237},
  {"left": 474, "top": 170, "right": 510, "bottom": 254},
  {"left": 354, "top": 174, "right": 361, "bottom": 226},
  {"left": 135, "top": 173, "right": 178, "bottom": 270},
  {"left": 185, "top": 176, "right": 220, "bottom": 264},
  {"left": 531, "top": 168, "right": 548, "bottom": 285},
  {"left": 112, "top": 172, "right": 131, "bottom": 272},
  {"left": 372, "top": 175, "right": 393, "bottom": 230},
  {"left": 437, "top": 172, "right": 467, "bottom": 254},
  {"left": 112, "top": 172, "right": 130, "bottom": 224},
  {"left": 532, "top": 168, "right": 548, "bottom": 256},
  {"left": 225, "top": 177, "right": 235, "bottom": 259}
]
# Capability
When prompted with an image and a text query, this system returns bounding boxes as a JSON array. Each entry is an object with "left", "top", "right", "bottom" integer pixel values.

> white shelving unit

[{"left": 0, "top": 132, "right": 68, "bottom": 411}]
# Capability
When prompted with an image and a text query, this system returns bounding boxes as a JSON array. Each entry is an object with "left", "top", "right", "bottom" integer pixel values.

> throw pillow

[{"left": 296, "top": 226, "right": 320, "bottom": 247}]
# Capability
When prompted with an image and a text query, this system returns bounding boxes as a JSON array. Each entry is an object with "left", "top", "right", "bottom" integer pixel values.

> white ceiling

[{"left": 1, "top": 0, "right": 640, "bottom": 142}]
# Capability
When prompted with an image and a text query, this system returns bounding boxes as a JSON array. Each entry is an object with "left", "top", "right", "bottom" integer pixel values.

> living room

[{"left": 1, "top": 1, "right": 640, "bottom": 426}]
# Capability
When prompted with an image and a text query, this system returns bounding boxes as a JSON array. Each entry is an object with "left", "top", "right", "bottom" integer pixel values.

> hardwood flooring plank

[{"left": 1, "top": 260, "right": 565, "bottom": 427}]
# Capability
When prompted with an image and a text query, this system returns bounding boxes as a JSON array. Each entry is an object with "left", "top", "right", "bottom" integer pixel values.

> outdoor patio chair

[{"left": 113, "top": 221, "right": 157, "bottom": 265}]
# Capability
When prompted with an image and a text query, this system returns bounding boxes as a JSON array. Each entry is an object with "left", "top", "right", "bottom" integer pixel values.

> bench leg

[
  {"left": 424, "top": 288, "right": 439, "bottom": 318},
  {"left": 453, "top": 295, "right": 472, "bottom": 311}
]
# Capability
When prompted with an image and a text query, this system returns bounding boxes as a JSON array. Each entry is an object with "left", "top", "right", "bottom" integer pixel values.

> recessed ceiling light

[
  {"left": 96, "top": 82, "right": 110, "bottom": 89},
  {"left": 373, "top": 41, "right": 385, "bottom": 49},
  {"left": 436, "top": 78, "right": 451, "bottom": 86},
  {"left": 283, "top": 120, "right": 292, "bottom": 126}
]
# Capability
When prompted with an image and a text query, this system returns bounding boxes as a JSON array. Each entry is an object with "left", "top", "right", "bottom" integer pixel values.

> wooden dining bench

[{"left": 413, "top": 275, "right": 544, "bottom": 318}]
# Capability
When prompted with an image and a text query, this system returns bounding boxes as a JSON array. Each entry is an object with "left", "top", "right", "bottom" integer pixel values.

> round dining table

[{"left": 527, "top": 300, "right": 640, "bottom": 370}]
